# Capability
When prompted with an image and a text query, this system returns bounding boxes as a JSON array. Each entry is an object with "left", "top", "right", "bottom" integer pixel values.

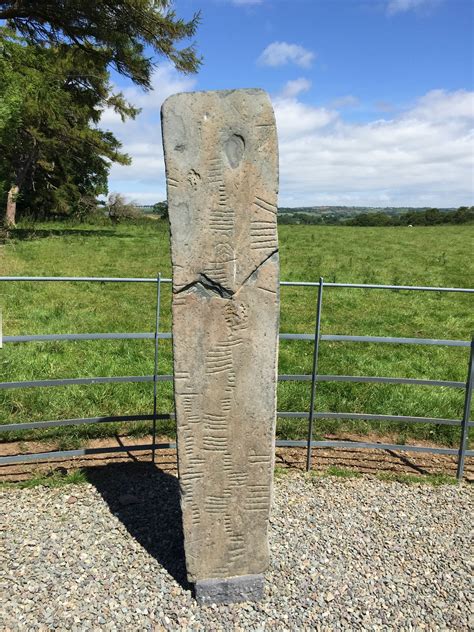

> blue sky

[{"left": 105, "top": 0, "right": 474, "bottom": 207}]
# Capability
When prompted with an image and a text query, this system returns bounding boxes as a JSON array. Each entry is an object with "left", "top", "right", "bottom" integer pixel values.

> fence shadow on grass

[{"left": 86, "top": 461, "right": 190, "bottom": 591}]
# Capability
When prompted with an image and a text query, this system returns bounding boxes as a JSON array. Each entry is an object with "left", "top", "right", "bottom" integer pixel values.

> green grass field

[{"left": 1, "top": 220, "right": 473, "bottom": 450}]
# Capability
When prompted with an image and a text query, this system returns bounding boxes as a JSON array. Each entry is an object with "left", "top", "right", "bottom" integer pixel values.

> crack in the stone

[
  {"left": 199, "top": 273, "right": 234, "bottom": 298},
  {"left": 239, "top": 249, "right": 278, "bottom": 290},
  {"left": 173, "top": 249, "right": 278, "bottom": 299},
  {"left": 174, "top": 273, "right": 233, "bottom": 298}
]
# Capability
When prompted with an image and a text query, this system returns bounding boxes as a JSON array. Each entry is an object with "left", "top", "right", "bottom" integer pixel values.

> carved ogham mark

[
  {"left": 175, "top": 370, "right": 190, "bottom": 380},
  {"left": 167, "top": 169, "right": 181, "bottom": 188},
  {"left": 181, "top": 470, "right": 204, "bottom": 483},
  {"left": 223, "top": 453, "right": 233, "bottom": 472},
  {"left": 188, "top": 457, "right": 205, "bottom": 473},
  {"left": 245, "top": 503, "right": 269, "bottom": 513},
  {"left": 244, "top": 484, "right": 270, "bottom": 511},
  {"left": 203, "top": 412, "right": 227, "bottom": 424},
  {"left": 224, "top": 514, "right": 233, "bottom": 536},
  {"left": 222, "top": 396, "right": 232, "bottom": 412},
  {"left": 209, "top": 215, "right": 233, "bottom": 231},
  {"left": 191, "top": 505, "right": 201, "bottom": 527},
  {"left": 203, "top": 435, "right": 228, "bottom": 451},
  {"left": 205, "top": 495, "right": 229, "bottom": 514},
  {"left": 173, "top": 294, "right": 187, "bottom": 306},
  {"left": 229, "top": 535, "right": 245, "bottom": 561},
  {"left": 250, "top": 218, "right": 277, "bottom": 250},
  {"left": 248, "top": 484, "right": 269, "bottom": 496},
  {"left": 250, "top": 228, "right": 276, "bottom": 237},
  {"left": 251, "top": 241, "right": 278, "bottom": 251},
  {"left": 186, "top": 415, "right": 201, "bottom": 424},
  {"left": 209, "top": 211, "right": 233, "bottom": 222},
  {"left": 250, "top": 222, "right": 277, "bottom": 250},
  {"left": 223, "top": 379, "right": 234, "bottom": 395},
  {"left": 219, "top": 337, "right": 243, "bottom": 349},
  {"left": 248, "top": 454, "right": 271, "bottom": 464},
  {"left": 203, "top": 423, "right": 227, "bottom": 440},
  {"left": 182, "top": 393, "right": 198, "bottom": 413},
  {"left": 228, "top": 471, "right": 247, "bottom": 486},
  {"left": 206, "top": 347, "right": 233, "bottom": 374},
  {"left": 203, "top": 262, "right": 229, "bottom": 285},
  {"left": 253, "top": 195, "right": 277, "bottom": 214},
  {"left": 257, "top": 285, "right": 277, "bottom": 295},
  {"left": 250, "top": 221, "right": 276, "bottom": 234},
  {"left": 183, "top": 434, "right": 194, "bottom": 455},
  {"left": 207, "top": 156, "right": 223, "bottom": 183},
  {"left": 218, "top": 184, "right": 227, "bottom": 206},
  {"left": 181, "top": 471, "right": 204, "bottom": 497}
]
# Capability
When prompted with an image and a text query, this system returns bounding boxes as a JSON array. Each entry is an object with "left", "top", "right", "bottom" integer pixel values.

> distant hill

[
  {"left": 277, "top": 205, "right": 473, "bottom": 226},
  {"left": 277, "top": 206, "right": 455, "bottom": 218}
]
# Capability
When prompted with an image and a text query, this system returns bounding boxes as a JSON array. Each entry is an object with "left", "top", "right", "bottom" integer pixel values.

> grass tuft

[
  {"left": 324, "top": 465, "right": 363, "bottom": 479},
  {"left": 376, "top": 472, "right": 458, "bottom": 486},
  {"left": 0, "top": 468, "right": 87, "bottom": 490}
]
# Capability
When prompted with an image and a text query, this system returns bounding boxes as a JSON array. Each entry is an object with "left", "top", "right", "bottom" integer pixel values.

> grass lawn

[{"left": 1, "top": 220, "right": 473, "bottom": 449}]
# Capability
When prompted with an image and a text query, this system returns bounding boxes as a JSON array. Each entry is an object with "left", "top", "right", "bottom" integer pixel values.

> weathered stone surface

[
  {"left": 161, "top": 89, "right": 279, "bottom": 596},
  {"left": 195, "top": 574, "right": 265, "bottom": 605}
]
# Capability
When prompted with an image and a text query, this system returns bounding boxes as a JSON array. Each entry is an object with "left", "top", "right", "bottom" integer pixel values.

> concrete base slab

[{"left": 195, "top": 574, "right": 264, "bottom": 605}]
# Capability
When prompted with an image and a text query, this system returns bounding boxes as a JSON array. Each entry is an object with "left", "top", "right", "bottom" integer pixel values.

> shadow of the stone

[{"left": 85, "top": 461, "right": 190, "bottom": 591}]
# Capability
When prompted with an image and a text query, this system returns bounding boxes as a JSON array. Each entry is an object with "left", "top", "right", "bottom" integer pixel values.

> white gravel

[{"left": 1, "top": 465, "right": 472, "bottom": 630}]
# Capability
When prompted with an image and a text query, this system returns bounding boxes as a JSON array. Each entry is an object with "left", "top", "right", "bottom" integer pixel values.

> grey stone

[
  {"left": 161, "top": 89, "right": 279, "bottom": 595},
  {"left": 195, "top": 574, "right": 265, "bottom": 605}
]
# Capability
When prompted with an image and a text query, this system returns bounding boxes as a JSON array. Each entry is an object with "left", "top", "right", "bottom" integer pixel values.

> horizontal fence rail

[
  {"left": 0, "top": 275, "right": 472, "bottom": 479},
  {"left": 2, "top": 275, "right": 474, "bottom": 293},
  {"left": 0, "top": 373, "right": 466, "bottom": 391}
]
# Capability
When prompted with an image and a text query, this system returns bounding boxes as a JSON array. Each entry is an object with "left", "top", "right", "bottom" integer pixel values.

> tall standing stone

[{"left": 161, "top": 89, "right": 279, "bottom": 604}]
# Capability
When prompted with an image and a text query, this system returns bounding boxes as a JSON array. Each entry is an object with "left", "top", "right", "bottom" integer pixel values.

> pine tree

[
  {"left": 0, "top": 32, "right": 139, "bottom": 224},
  {"left": 0, "top": 1, "right": 201, "bottom": 87},
  {"left": 0, "top": 1, "right": 201, "bottom": 225}
]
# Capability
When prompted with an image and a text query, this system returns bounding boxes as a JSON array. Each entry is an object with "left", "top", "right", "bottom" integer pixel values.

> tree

[
  {"left": 0, "top": 32, "right": 137, "bottom": 225},
  {"left": 152, "top": 200, "right": 168, "bottom": 219},
  {"left": 0, "top": 1, "right": 201, "bottom": 225},
  {"left": 424, "top": 208, "right": 442, "bottom": 225},
  {"left": 0, "top": 1, "right": 201, "bottom": 88},
  {"left": 107, "top": 193, "right": 141, "bottom": 222}
]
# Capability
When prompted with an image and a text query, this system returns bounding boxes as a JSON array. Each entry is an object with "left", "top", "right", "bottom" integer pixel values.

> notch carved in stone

[{"left": 224, "top": 134, "right": 245, "bottom": 168}]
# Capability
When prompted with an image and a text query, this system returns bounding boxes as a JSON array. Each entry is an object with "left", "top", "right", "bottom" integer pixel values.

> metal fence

[{"left": 1, "top": 275, "right": 473, "bottom": 480}]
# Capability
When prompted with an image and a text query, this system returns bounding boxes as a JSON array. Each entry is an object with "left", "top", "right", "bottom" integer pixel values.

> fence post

[
  {"left": 151, "top": 273, "right": 162, "bottom": 464},
  {"left": 456, "top": 336, "right": 473, "bottom": 481},
  {"left": 306, "top": 277, "right": 324, "bottom": 472}
]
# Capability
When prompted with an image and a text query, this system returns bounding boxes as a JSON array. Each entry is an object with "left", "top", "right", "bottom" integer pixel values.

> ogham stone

[{"left": 161, "top": 89, "right": 279, "bottom": 604}]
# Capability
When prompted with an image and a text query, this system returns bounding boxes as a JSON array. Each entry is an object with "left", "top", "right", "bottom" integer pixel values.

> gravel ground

[{"left": 1, "top": 464, "right": 472, "bottom": 631}]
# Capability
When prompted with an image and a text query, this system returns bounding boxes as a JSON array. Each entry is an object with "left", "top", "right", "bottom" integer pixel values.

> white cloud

[
  {"left": 409, "top": 89, "right": 473, "bottom": 120},
  {"left": 274, "top": 97, "right": 337, "bottom": 139},
  {"left": 105, "top": 70, "right": 473, "bottom": 208},
  {"left": 281, "top": 78, "right": 312, "bottom": 99},
  {"left": 275, "top": 89, "right": 474, "bottom": 207},
  {"left": 258, "top": 42, "right": 315, "bottom": 68},
  {"left": 387, "top": 0, "right": 442, "bottom": 15}
]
